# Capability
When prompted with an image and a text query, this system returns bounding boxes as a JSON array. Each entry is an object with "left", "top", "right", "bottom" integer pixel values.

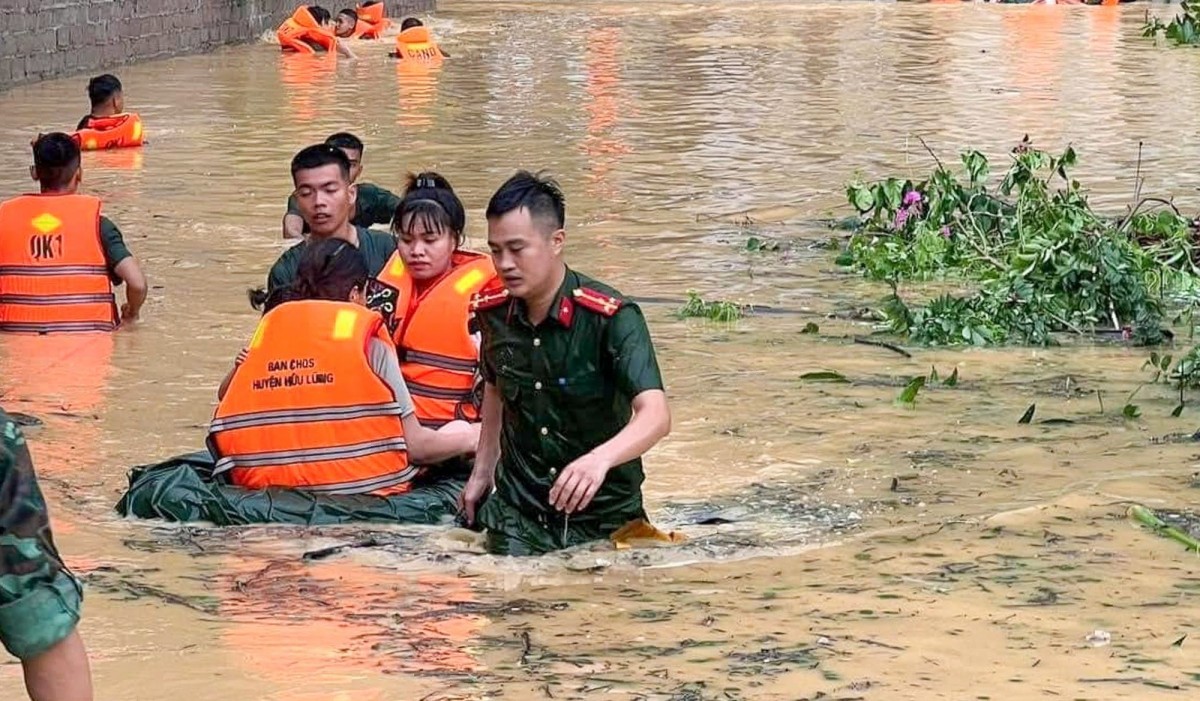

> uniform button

[
  {"left": 534, "top": 381, "right": 543, "bottom": 390},
  {"left": 540, "top": 427, "right": 549, "bottom": 436},
  {"left": 533, "top": 338, "right": 541, "bottom": 347},
  {"left": 549, "top": 467, "right": 558, "bottom": 477}
]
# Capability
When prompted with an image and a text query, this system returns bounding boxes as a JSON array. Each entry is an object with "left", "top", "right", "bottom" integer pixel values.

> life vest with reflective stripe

[
  {"left": 278, "top": 6, "right": 337, "bottom": 53},
  {"left": 74, "top": 113, "right": 145, "bottom": 150},
  {"left": 376, "top": 251, "right": 495, "bottom": 427},
  {"left": 209, "top": 300, "right": 416, "bottom": 495},
  {"left": 0, "top": 194, "right": 117, "bottom": 334},
  {"left": 395, "top": 26, "right": 445, "bottom": 65}
]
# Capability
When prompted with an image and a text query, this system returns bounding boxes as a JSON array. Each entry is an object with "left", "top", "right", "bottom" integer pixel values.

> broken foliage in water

[
  {"left": 676, "top": 290, "right": 749, "bottom": 322},
  {"left": 1143, "top": 0, "right": 1200, "bottom": 47},
  {"left": 840, "top": 137, "right": 1200, "bottom": 346}
]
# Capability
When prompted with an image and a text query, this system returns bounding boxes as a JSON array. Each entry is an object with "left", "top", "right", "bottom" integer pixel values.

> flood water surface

[{"left": 3, "top": 1, "right": 1200, "bottom": 699}]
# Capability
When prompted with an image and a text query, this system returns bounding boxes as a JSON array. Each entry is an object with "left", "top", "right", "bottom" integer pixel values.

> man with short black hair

[
  {"left": 0, "top": 133, "right": 147, "bottom": 332},
  {"left": 282, "top": 132, "right": 400, "bottom": 240},
  {"left": 268, "top": 143, "right": 397, "bottom": 292},
  {"left": 76, "top": 74, "right": 124, "bottom": 131},
  {"left": 461, "top": 171, "right": 672, "bottom": 554},
  {"left": 334, "top": 8, "right": 360, "bottom": 37}
]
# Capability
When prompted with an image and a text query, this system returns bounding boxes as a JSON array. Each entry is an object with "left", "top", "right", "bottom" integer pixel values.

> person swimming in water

[
  {"left": 277, "top": 5, "right": 358, "bottom": 59},
  {"left": 391, "top": 17, "right": 451, "bottom": 60}
]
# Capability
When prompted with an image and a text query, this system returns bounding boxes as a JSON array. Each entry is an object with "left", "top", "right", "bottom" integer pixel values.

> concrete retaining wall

[{"left": 0, "top": 0, "right": 434, "bottom": 90}]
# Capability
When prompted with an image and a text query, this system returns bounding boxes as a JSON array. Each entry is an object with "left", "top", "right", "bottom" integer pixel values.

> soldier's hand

[
  {"left": 460, "top": 471, "right": 493, "bottom": 526},
  {"left": 550, "top": 452, "right": 611, "bottom": 514}
]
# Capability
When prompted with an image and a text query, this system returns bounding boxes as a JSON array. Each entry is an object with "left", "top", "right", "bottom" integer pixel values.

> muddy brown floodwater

[{"left": 3, "top": 1, "right": 1200, "bottom": 699}]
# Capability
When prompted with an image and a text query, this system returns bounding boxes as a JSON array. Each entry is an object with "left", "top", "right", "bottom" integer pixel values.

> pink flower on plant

[
  {"left": 903, "top": 191, "right": 923, "bottom": 207},
  {"left": 941, "top": 226, "right": 951, "bottom": 238}
]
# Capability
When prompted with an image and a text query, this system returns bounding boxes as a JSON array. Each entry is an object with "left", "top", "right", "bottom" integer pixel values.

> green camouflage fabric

[
  {"left": 0, "top": 409, "right": 83, "bottom": 660},
  {"left": 476, "top": 267, "right": 664, "bottom": 555}
]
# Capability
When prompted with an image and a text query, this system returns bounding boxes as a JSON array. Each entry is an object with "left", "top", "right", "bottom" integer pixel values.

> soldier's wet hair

[
  {"left": 86, "top": 74, "right": 122, "bottom": 109},
  {"left": 290, "top": 143, "right": 351, "bottom": 184},
  {"left": 400, "top": 17, "right": 424, "bottom": 30},
  {"left": 394, "top": 171, "right": 467, "bottom": 246},
  {"left": 308, "top": 5, "right": 333, "bottom": 24},
  {"left": 249, "top": 239, "right": 369, "bottom": 313},
  {"left": 32, "top": 133, "right": 81, "bottom": 190},
  {"left": 486, "top": 170, "right": 565, "bottom": 232},
  {"left": 324, "top": 132, "right": 364, "bottom": 154},
  {"left": 337, "top": 8, "right": 358, "bottom": 25}
]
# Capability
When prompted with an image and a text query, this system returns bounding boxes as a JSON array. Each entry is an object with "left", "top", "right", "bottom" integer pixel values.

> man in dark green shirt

[
  {"left": 281, "top": 132, "right": 400, "bottom": 240},
  {"left": 461, "top": 171, "right": 672, "bottom": 555},
  {"left": 0, "top": 409, "right": 94, "bottom": 700},
  {"left": 267, "top": 144, "right": 397, "bottom": 293}
]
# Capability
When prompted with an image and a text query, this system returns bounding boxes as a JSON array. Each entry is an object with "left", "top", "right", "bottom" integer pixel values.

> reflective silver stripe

[
  {"left": 401, "top": 348, "right": 478, "bottom": 373},
  {"left": 0, "top": 265, "right": 109, "bottom": 276},
  {"left": 0, "top": 321, "right": 115, "bottom": 333},
  {"left": 0, "top": 293, "right": 114, "bottom": 305},
  {"left": 405, "top": 380, "right": 474, "bottom": 401},
  {"left": 212, "top": 436, "right": 408, "bottom": 476},
  {"left": 209, "top": 402, "right": 402, "bottom": 433},
  {"left": 300, "top": 466, "right": 420, "bottom": 495}
]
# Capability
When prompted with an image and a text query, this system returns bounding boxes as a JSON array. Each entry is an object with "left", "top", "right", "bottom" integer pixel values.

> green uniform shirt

[
  {"left": 0, "top": 410, "right": 83, "bottom": 660},
  {"left": 286, "top": 183, "right": 401, "bottom": 235},
  {"left": 267, "top": 227, "right": 395, "bottom": 293},
  {"left": 100, "top": 215, "right": 133, "bottom": 284},
  {"left": 476, "top": 267, "right": 664, "bottom": 551}
]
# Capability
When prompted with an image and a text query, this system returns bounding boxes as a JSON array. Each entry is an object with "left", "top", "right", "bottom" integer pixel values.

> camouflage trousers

[{"left": 0, "top": 410, "right": 83, "bottom": 660}]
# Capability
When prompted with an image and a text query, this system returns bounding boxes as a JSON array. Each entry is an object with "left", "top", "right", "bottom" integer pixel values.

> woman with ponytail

[
  {"left": 375, "top": 173, "right": 497, "bottom": 454},
  {"left": 211, "top": 238, "right": 479, "bottom": 496}
]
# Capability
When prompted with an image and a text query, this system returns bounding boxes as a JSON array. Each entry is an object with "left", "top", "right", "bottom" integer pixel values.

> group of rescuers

[
  {"left": 0, "top": 86, "right": 672, "bottom": 701},
  {"left": 276, "top": 3, "right": 449, "bottom": 63}
]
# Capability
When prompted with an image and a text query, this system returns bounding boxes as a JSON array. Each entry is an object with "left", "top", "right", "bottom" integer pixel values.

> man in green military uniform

[
  {"left": 461, "top": 171, "right": 672, "bottom": 555},
  {"left": 1, "top": 409, "right": 94, "bottom": 700},
  {"left": 281, "top": 132, "right": 400, "bottom": 240},
  {"left": 267, "top": 144, "right": 396, "bottom": 293}
]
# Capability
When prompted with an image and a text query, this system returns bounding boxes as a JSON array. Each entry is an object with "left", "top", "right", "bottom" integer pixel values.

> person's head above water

[
  {"left": 30, "top": 133, "right": 82, "bottom": 194},
  {"left": 86, "top": 74, "right": 123, "bottom": 115},
  {"left": 252, "top": 238, "right": 370, "bottom": 313},
  {"left": 323, "top": 132, "right": 365, "bottom": 183},
  {"left": 400, "top": 17, "right": 423, "bottom": 31},
  {"left": 393, "top": 172, "right": 467, "bottom": 283},
  {"left": 290, "top": 143, "right": 358, "bottom": 238},
  {"left": 307, "top": 5, "right": 333, "bottom": 25},
  {"left": 334, "top": 8, "right": 358, "bottom": 37},
  {"left": 485, "top": 170, "right": 567, "bottom": 301}
]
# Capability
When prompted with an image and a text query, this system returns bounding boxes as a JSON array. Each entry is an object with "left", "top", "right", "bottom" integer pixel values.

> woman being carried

[{"left": 375, "top": 173, "right": 496, "bottom": 476}]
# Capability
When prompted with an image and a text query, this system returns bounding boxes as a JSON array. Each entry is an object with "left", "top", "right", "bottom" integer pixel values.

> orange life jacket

[
  {"left": 209, "top": 300, "right": 416, "bottom": 495},
  {"left": 0, "top": 194, "right": 117, "bottom": 334},
  {"left": 357, "top": 2, "right": 387, "bottom": 26},
  {"left": 395, "top": 25, "right": 445, "bottom": 65},
  {"left": 354, "top": 18, "right": 385, "bottom": 40},
  {"left": 73, "top": 113, "right": 145, "bottom": 150},
  {"left": 278, "top": 6, "right": 337, "bottom": 53},
  {"left": 375, "top": 251, "right": 495, "bottom": 426}
]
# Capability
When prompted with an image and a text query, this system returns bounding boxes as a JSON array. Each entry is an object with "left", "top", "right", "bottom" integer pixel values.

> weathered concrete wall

[{"left": 0, "top": 0, "right": 434, "bottom": 90}]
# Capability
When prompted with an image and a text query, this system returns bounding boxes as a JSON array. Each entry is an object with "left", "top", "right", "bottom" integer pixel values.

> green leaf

[
  {"left": 800, "top": 371, "right": 849, "bottom": 383},
  {"left": 929, "top": 366, "right": 939, "bottom": 383},
  {"left": 1172, "top": 403, "right": 1185, "bottom": 418},
  {"left": 1018, "top": 404, "right": 1036, "bottom": 424},
  {"left": 1123, "top": 404, "right": 1142, "bottom": 420},
  {"left": 801, "top": 322, "right": 820, "bottom": 334},
  {"left": 944, "top": 368, "right": 959, "bottom": 387},
  {"left": 896, "top": 376, "right": 926, "bottom": 406},
  {"left": 848, "top": 185, "right": 875, "bottom": 213}
]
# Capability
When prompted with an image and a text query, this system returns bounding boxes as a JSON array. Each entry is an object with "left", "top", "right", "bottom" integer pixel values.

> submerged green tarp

[{"left": 114, "top": 452, "right": 465, "bottom": 526}]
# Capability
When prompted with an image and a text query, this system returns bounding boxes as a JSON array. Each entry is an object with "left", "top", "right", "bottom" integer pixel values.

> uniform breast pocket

[{"left": 556, "top": 372, "right": 608, "bottom": 422}]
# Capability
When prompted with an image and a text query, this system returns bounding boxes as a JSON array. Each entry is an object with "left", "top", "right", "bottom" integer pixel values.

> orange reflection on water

[
  {"left": 581, "top": 26, "right": 631, "bottom": 204},
  {"left": 280, "top": 53, "right": 339, "bottom": 124},
  {"left": 395, "top": 60, "right": 442, "bottom": 130},
  {"left": 215, "top": 554, "right": 485, "bottom": 697}
]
